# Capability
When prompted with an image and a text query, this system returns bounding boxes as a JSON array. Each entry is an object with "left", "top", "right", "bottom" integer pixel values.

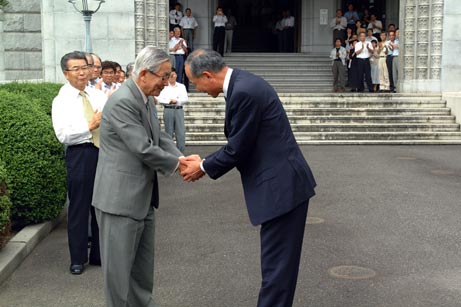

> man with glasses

[
  {"left": 97, "top": 61, "right": 119, "bottom": 97},
  {"left": 92, "top": 46, "right": 183, "bottom": 307},
  {"left": 51, "top": 51, "right": 107, "bottom": 275}
]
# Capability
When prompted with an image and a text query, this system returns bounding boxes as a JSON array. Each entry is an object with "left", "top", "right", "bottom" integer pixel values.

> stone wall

[{"left": 0, "top": 0, "right": 42, "bottom": 81}]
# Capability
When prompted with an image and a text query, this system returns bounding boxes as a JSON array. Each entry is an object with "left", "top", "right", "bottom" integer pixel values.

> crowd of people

[{"left": 330, "top": 4, "right": 400, "bottom": 93}]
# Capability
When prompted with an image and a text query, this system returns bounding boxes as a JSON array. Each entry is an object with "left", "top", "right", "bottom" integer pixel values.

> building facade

[{"left": 0, "top": 0, "right": 459, "bottom": 116}]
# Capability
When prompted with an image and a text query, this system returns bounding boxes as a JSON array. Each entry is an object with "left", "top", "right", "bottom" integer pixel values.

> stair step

[
  {"left": 178, "top": 115, "right": 456, "bottom": 125},
  {"left": 185, "top": 131, "right": 461, "bottom": 141}
]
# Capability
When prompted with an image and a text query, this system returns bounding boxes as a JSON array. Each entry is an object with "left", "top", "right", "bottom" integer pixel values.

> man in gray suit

[{"left": 92, "top": 46, "right": 183, "bottom": 307}]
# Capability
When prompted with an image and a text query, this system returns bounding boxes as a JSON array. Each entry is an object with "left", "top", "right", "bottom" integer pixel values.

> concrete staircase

[
  {"left": 192, "top": 53, "right": 333, "bottom": 93},
  {"left": 169, "top": 92, "right": 461, "bottom": 145}
]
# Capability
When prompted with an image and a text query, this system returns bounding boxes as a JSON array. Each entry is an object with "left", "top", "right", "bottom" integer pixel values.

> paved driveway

[{"left": 1, "top": 146, "right": 460, "bottom": 307}]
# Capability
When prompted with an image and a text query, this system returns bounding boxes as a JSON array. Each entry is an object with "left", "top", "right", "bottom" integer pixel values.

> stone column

[
  {"left": 134, "top": 0, "right": 168, "bottom": 55},
  {"left": 0, "top": 9, "right": 5, "bottom": 81},
  {"left": 400, "top": 0, "right": 444, "bottom": 92}
]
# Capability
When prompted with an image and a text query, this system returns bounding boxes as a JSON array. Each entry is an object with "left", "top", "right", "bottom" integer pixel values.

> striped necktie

[{"left": 80, "top": 91, "right": 100, "bottom": 148}]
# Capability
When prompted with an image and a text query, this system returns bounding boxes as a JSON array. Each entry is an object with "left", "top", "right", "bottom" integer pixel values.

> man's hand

[
  {"left": 170, "top": 99, "right": 178, "bottom": 105},
  {"left": 179, "top": 155, "right": 205, "bottom": 182},
  {"left": 88, "top": 109, "right": 102, "bottom": 131}
]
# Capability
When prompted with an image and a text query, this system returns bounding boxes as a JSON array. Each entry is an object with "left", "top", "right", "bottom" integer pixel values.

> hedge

[
  {"left": 0, "top": 89, "right": 66, "bottom": 226},
  {"left": 0, "top": 82, "right": 62, "bottom": 115},
  {"left": 0, "top": 160, "right": 11, "bottom": 249}
]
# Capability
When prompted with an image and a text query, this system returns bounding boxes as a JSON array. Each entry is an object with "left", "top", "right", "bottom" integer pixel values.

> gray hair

[
  {"left": 132, "top": 46, "right": 170, "bottom": 78},
  {"left": 185, "top": 49, "right": 226, "bottom": 78}
]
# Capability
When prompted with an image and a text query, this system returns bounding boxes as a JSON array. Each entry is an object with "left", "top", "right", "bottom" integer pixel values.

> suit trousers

[
  {"left": 174, "top": 55, "right": 185, "bottom": 84},
  {"left": 213, "top": 26, "right": 225, "bottom": 56},
  {"left": 183, "top": 29, "right": 194, "bottom": 51},
  {"left": 224, "top": 30, "right": 234, "bottom": 53},
  {"left": 96, "top": 207, "right": 156, "bottom": 307},
  {"left": 386, "top": 55, "right": 394, "bottom": 90},
  {"left": 65, "top": 143, "right": 100, "bottom": 265},
  {"left": 163, "top": 108, "right": 186, "bottom": 154},
  {"left": 356, "top": 58, "right": 373, "bottom": 92},
  {"left": 392, "top": 56, "right": 399, "bottom": 91},
  {"left": 332, "top": 61, "right": 346, "bottom": 90},
  {"left": 257, "top": 200, "right": 309, "bottom": 307}
]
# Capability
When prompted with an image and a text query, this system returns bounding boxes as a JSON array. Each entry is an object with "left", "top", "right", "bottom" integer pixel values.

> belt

[
  {"left": 174, "top": 54, "right": 184, "bottom": 57},
  {"left": 380, "top": 56, "right": 387, "bottom": 58},
  {"left": 164, "top": 105, "right": 183, "bottom": 109}
]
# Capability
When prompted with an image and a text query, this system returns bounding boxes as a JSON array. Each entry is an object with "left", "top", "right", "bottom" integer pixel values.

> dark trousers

[
  {"left": 257, "top": 200, "right": 309, "bottom": 307},
  {"left": 333, "top": 29, "right": 346, "bottom": 46},
  {"left": 213, "top": 26, "right": 225, "bottom": 56},
  {"left": 282, "top": 27, "right": 295, "bottom": 52},
  {"left": 174, "top": 54, "right": 185, "bottom": 83},
  {"left": 66, "top": 143, "right": 100, "bottom": 265},
  {"left": 386, "top": 55, "right": 395, "bottom": 90},
  {"left": 356, "top": 58, "right": 373, "bottom": 92}
]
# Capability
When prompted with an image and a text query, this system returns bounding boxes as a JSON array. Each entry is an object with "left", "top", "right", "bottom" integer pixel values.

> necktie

[{"left": 80, "top": 91, "right": 100, "bottom": 148}]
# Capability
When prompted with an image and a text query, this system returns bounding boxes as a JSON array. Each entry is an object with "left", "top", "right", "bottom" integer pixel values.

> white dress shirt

[
  {"left": 391, "top": 39, "right": 400, "bottom": 56},
  {"left": 330, "top": 16, "right": 347, "bottom": 31},
  {"left": 169, "top": 9, "right": 183, "bottom": 25},
  {"left": 355, "top": 41, "right": 373, "bottom": 59},
  {"left": 180, "top": 16, "right": 198, "bottom": 29},
  {"left": 282, "top": 16, "right": 295, "bottom": 28},
  {"left": 367, "top": 20, "right": 383, "bottom": 34},
  {"left": 169, "top": 37, "right": 187, "bottom": 55},
  {"left": 157, "top": 82, "right": 188, "bottom": 106},
  {"left": 213, "top": 15, "right": 228, "bottom": 27},
  {"left": 52, "top": 83, "right": 107, "bottom": 146}
]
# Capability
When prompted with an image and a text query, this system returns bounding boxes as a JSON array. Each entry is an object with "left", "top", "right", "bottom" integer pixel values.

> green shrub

[
  {"left": 0, "top": 160, "right": 11, "bottom": 249},
  {"left": 0, "top": 82, "right": 62, "bottom": 116},
  {"left": 0, "top": 89, "right": 66, "bottom": 226}
]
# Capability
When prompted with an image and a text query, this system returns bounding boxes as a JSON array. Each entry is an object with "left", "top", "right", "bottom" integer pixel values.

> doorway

[{"left": 218, "top": 0, "right": 302, "bottom": 52}]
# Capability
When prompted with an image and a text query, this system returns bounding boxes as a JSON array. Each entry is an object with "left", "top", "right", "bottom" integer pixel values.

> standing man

[
  {"left": 169, "top": 2, "right": 183, "bottom": 31},
  {"left": 344, "top": 3, "right": 359, "bottom": 33},
  {"left": 92, "top": 47, "right": 183, "bottom": 307},
  {"left": 390, "top": 28, "right": 400, "bottom": 92},
  {"left": 157, "top": 68, "right": 188, "bottom": 153},
  {"left": 355, "top": 32, "right": 374, "bottom": 92},
  {"left": 212, "top": 7, "right": 227, "bottom": 56},
  {"left": 386, "top": 30, "right": 396, "bottom": 92},
  {"left": 224, "top": 9, "right": 238, "bottom": 54},
  {"left": 330, "top": 38, "right": 347, "bottom": 92},
  {"left": 169, "top": 26, "right": 188, "bottom": 83},
  {"left": 330, "top": 9, "right": 347, "bottom": 46},
  {"left": 86, "top": 53, "right": 102, "bottom": 88},
  {"left": 180, "top": 8, "right": 198, "bottom": 51},
  {"left": 367, "top": 14, "right": 383, "bottom": 39},
  {"left": 52, "top": 51, "right": 106, "bottom": 275},
  {"left": 181, "top": 49, "right": 317, "bottom": 307}
]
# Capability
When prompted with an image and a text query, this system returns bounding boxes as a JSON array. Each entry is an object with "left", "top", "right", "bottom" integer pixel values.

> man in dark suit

[
  {"left": 92, "top": 47, "right": 183, "bottom": 307},
  {"left": 181, "top": 49, "right": 317, "bottom": 307}
]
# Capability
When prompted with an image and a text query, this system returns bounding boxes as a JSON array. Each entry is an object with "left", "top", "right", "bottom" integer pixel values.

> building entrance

[{"left": 219, "top": 0, "right": 302, "bottom": 52}]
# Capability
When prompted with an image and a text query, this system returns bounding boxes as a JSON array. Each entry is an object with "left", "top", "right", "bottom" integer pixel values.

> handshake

[{"left": 178, "top": 154, "right": 206, "bottom": 182}]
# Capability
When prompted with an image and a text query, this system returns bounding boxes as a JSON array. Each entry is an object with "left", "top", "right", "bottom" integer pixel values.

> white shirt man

[
  {"left": 180, "top": 9, "right": 198, "bottom": 50},
  {"left": 179, "top": 13, "right": 198, "bottom": 30},
  {"left": 53, "top": 83, "right": 107, "bottom": 145},
  {"left": 355, "top": 40, "right": 373, "bottom": 59},
  {"left": 330, "top": 12, "right": 347, "bottom": 31},
  {"left": 169, "top": 5, "right": 183, "bottom": 29},
  {"left": 213, "top": 14, "right": 228, "bottom": 27},
  {"left": 157, "top": 71, "right": 188, "bottom": 153},
  {"left": 367, "top": 15, "right": 383, "bottom": 34}
]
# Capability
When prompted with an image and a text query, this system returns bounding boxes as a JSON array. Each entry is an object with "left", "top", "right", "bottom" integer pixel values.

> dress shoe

[{"left": 70, "top": 264, "right": 84, "bottom": 275}]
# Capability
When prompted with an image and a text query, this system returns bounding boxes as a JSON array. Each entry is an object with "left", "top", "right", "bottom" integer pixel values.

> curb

[{"left": 0, "top": 207, "right": 67, "bottom": 286}]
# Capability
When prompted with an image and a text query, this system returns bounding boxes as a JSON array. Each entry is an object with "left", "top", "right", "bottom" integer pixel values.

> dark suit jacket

[
  {"left": 92, "top": 78, "right": 181, "bottom": 220},
  {"left": 203, "top": 69, "right": 317, "bottom": 226}
]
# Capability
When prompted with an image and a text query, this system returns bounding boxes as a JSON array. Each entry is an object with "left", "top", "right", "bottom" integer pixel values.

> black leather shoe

[{"left": 70, "top": 264, "right": 84, "bottom": 275}]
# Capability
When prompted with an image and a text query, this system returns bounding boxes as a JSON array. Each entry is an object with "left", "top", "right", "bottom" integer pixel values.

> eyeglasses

[
  {"left": 148, "top": 70, "right": 171, "bottom": 81},
  {"left": 66, "top": 65, "right": 90, "bottom": 72},
  {"left": 93, "top": 65, "right": 102, "bottom": 69},
  {"left": 102, "top": 70, "right": 115, "bottom": 75}
]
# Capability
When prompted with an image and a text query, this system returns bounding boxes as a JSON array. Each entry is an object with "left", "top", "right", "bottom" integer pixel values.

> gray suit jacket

[{"left": 92, "top": 78, "right": 181, "bottom": 220}]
